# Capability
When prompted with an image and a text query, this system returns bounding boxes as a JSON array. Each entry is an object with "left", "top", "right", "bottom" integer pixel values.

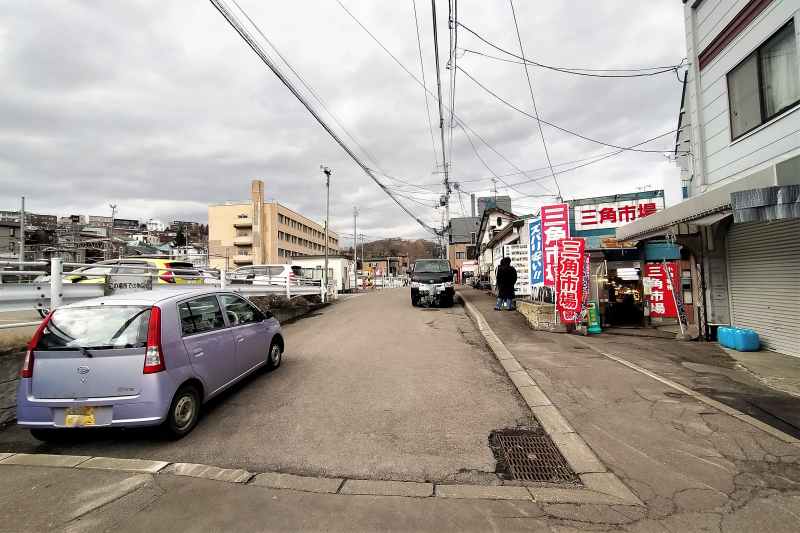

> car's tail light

[
  {"left": 21, "top": 311, "right": 53, "bottom": 378},
  {"left": 159, "top": 270, "right": 175, "bottom": 283},
  {"left": 143, "top": 306, "right": 165, "bottom": 374}
]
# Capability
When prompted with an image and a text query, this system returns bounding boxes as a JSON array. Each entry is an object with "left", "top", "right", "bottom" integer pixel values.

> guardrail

[{"left": 0, "top": 259, "right": 331, "bottom": 329}]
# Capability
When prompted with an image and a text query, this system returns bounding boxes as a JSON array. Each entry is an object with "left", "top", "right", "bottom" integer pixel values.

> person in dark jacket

[{"left": 494, "top": 257, "right": 517, "bottom": 310}]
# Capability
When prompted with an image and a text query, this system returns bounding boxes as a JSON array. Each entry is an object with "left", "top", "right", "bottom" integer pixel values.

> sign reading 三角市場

[
  {"left": 528, "top": 218, "right": 543, "bottom": 286},
  {"left": 644, "top": 261, "right": 679, "bottom": 318},
  {"left": 575, "top": 197, "right": 664, "bottom": 231},
  {"left": 541, "top": 203, "right": 570, "bottom": 287},
  {"left": 556, "top": 238, "right": 586, "bottom": 323}
]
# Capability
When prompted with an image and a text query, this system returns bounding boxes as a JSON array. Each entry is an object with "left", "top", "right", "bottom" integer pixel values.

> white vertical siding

[{"left": 690, "top": 0, "right": 800, "bottom": 189}]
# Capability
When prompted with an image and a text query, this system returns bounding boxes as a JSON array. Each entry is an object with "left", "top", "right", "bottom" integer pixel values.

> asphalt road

[{"left": 0, "top": 289, "right": 531, "bottom": 482}]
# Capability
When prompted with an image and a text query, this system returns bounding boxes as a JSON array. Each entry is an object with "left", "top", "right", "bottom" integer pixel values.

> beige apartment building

[{"left": 208, "top": 180, "right": 338, "bottom": 270}]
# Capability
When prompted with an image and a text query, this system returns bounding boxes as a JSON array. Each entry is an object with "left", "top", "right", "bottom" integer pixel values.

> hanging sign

[
  {"left": 528, "top": 218, "right": 543, "bottom": 286},
  {"left": 555, "top": 238, "right": 586, "bottom": 323},
  {"left": 644, "top": 261, "right": 679, "bottom": 318},
  {"left": 541, "top": 203, "right": 570, "bottom": 287}
]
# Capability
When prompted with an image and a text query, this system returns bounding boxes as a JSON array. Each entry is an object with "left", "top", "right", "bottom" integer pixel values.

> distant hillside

[{"left": 344, "top": 238, "right": 442, "bottom": 263}]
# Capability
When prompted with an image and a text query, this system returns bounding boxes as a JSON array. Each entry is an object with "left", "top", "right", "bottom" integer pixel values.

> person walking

[{"left": 494, "top": 257, "right": 517, "bottom": 311}]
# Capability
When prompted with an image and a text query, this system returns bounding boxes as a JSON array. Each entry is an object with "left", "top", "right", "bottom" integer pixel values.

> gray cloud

[{"left": 0, "top": 0, "right": 685, "bottom": 238}]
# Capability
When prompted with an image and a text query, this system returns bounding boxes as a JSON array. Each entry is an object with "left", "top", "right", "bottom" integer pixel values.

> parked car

[
  {"left": 410, "top": 259, "right": 454, "bottom": 307},
  {"left": 16, "top": 288, "right": 284, "bottom": 440},
  {"left": 229, "top": 264, "right": 305, "bottom": 286},
  {"left": 35, "top": 259, "right": 203, "bottom": 286}
]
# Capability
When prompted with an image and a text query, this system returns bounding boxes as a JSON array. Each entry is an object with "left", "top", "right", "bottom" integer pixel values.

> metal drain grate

[{"left": 490, "top": 428, "right": 579, "bottom": 484}]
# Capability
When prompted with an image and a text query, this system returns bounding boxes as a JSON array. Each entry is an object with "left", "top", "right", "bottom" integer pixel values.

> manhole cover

[{"left": 490, "top": 428, "right": 579, "bottom": 484}]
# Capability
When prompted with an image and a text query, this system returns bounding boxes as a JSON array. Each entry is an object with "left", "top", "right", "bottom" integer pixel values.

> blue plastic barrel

[{"left": 718, "top": 326, "right": 760, "bottom": 351}]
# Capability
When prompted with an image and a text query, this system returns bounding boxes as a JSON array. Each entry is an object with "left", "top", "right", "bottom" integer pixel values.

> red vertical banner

[
  {"left": 644, "top": 261, "right": 679, "bottom": 318},
  {"left": 556, "top": 238, "right": 586, "bottom": 323},
  {"left": 541, "top": 203, "right": 570, "bottom": 287}
]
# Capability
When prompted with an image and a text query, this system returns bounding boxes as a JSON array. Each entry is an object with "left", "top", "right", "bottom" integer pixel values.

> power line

[
  {"left": 458, "top": 65, "right": 688, "bottom": 155},
  {"left": 411, "top": 0, "right": 439, "bottom": 170},
  {"left": 458, "top": 20, "right": 685, "bottom": 78},
  {"left": 508, "top": 0, "right": 560, "bottom": 199},
  {"left": 229, "top": 0, "right": 384, "bottom": 172},
  {"left": 210, "top": 0, "right": 440, "bottom": 235},
  {"left": 333, "top": 0, "right": 568, "bottom": 201}
]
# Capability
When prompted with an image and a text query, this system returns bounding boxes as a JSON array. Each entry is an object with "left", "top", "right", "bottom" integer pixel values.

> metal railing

[{"left": 0, "top": 259, "right": 331, "bottom": 330}]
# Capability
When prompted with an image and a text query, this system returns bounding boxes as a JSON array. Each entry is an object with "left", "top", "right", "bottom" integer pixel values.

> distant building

[
  {"left": 363, "top": 255, "right": 409, "bottom": 276},
  {"left": 146, "top": 219, "right": 167, "bottom": 232},
  {"left": 208, "top": 179, "right": 338, "bottom": 270},
  {"left": 0, "top": 210, "right": 57, "bottom": 229},
  {"left": 477, "top": 196, "right": 512, "bottom": 217},
  {"left": 447, "top": 216, "right": 480, "bottom": 277}
]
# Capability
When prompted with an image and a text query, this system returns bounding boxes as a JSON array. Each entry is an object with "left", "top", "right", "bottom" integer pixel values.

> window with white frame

[
  {"left": 456, "top": 251, "right": 466, "bottom": 259},
  {"left": 727, "top": 20, "right": 800, "bottom": 140}
]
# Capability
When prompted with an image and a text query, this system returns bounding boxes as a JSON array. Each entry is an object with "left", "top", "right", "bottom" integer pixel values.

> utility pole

[
  {"left": 431, "top": 0, "right": 451, "bottom": 256},
  {"left": 353, "top": 206, "right": 359, "bottom": 292},
  {"left": 320, "top": 166, "right": 332, "bottom": 301},
  {"left": 108, "top": 204, "right": 117, "bottom": 261},
  {"left": 18, "top": 196, "right": 25, "bottom": 266},
  {"left": 359, "top": 233, "right": 365, "bottom": 269}
]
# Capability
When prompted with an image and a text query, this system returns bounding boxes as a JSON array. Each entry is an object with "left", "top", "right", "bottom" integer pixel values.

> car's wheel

[
  {"left": 411, "top": 297, "right": 419, "bottom": 307},
  {"left": 163, "top": 384, "right": 201, "bottom": 439},
  {"left": 266, "top": 340, "right": 283, "bottom": 371},
  {"left": 441, "top": 295, "right": 454, "bottom": 308}
]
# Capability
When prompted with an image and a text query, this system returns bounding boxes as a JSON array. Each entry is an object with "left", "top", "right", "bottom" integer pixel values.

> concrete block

[
  {"left": 500, "top": 357, "right": 523, "bottom": 374},
  {"left": 165, "top": 462, "right": 253, "bottom": 483},
  {"left": 580, "top": 473, "right": 643, "bottom": 506},
  {"left": 517, "top": 385, "right": 552, "bottom": 407},
  {"left": 528, "top": 486, "right": 622, "bottom": 505},
  {"left": 340, "top": 479, "right": 433, "bottom": 498},
  {"left": 251, "top": 472, "right": 343, "bottom": 494},
  {"left": 508, "top": 370, "right": 536, "bottom": 389},
  {"left": 1, "top": 453, "right": 90, "bottom": 468},
  {"left": 531, "top": 405, "right": 574, "bottom": 434},
  {"left": 435, "top": 484, "right": 532, "bottom": 500},
  {"left": 550, "top": 432, "right": 606, "bottom": 474},
  {"left": 79, "top": 456, "right": 169, "bottom": 474}
]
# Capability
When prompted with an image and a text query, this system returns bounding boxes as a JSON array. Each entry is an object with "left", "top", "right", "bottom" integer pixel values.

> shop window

[{"left": 728, "top": 20, "right": 800, "bottom": 139}]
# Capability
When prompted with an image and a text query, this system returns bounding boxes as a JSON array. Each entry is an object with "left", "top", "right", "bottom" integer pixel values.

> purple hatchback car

[{"left": 17, "top": 288, "right": 284, "bottom": 440}]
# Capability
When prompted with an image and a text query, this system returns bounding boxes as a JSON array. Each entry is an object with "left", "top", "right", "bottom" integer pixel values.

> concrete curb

[
  {"left": 0, "top": 452, "right": 642, "bottom": 505},
  {"left": 457, "top": 292, "right": 644, "bottom": 507}
]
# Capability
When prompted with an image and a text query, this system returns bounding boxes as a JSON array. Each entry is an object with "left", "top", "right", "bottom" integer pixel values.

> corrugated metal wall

[{"left": 727, "top": 219, "right": 800, "bottom": 357}]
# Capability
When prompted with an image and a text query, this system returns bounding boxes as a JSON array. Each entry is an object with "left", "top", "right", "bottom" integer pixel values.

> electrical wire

[
  {"left": 411, "top": 0, "right": 439, "bottom": 171},
  {"left": 210, "top": 0, "right": 440, "bottom": 235},
  {"left": 335, "top": 0, "right": 551, "bottom": 204},
  {"left": 458, "top": 20, "right": 685, "bottom": 77},
  {"left": 229, "top": 0, "right": 384, "bottom": 172},
  {"left": 508, "top": 0, "right": 560, "bottom": 199},
  {"left": 458, "top": 65, "right": 688, "bottom": 154}
]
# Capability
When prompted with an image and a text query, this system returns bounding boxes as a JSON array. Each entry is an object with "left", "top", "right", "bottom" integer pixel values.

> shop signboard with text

[
  {"left": 503, "top": 244, "right": 531, "bottom": 296},
  {"left": 541, "top": 203, "right": 570, "bottom": 287},
  {"left": 556, "top": 238, "right": 586, "bottom": 323},
  {"left": 644, "top": 261, "right": 679, "bottom": 318},
  {"left": 575, "top": 197, "right": 664, "bottom": 231},
  {"left": 528, "top": 218, "right": 543, "bottom": 285}
]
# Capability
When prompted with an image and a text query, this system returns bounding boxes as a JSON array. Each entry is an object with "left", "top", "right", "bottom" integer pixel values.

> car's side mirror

[{"left": 264, "top": 310, "right": 274, "bottom": 320}]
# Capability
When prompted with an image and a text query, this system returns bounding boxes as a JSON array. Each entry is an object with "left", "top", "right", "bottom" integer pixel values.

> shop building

[
  {"left": 618, "top": 0, "right": 800, "bottom": 356},
  {"left": 566, "top": 191, "right": 693, "bottom": 328}
]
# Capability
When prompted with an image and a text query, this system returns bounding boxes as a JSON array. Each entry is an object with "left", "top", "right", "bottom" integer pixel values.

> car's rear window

[
  {"left": 37, "top": 306, "right": 151, "bottom": 350},
  {"left": 414, "top": 260, "right": 450, "bottom": 273}
]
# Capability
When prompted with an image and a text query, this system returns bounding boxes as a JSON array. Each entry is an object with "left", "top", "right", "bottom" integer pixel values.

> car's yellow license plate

[{"left": 64, "top": 407, "right": 95, "bottom": 427}]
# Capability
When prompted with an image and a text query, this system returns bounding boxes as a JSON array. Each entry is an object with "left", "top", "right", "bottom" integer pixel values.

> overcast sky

[{"left": 0, "top": 1, "right": 686, "bottom": 242}]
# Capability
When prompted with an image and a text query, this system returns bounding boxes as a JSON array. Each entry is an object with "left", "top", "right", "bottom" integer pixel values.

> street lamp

[{"left": 320, "top": 165, "right": 332, "bottom": 302}]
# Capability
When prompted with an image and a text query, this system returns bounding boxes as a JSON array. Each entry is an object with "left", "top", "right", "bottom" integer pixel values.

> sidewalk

[{"left": 458, "top": 288, "right": 800, "bottom": 531}]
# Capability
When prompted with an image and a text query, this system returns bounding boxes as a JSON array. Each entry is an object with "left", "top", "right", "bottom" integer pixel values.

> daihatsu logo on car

[{"left": 76, "top": 366, "right": 90, "bottom": 375}]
